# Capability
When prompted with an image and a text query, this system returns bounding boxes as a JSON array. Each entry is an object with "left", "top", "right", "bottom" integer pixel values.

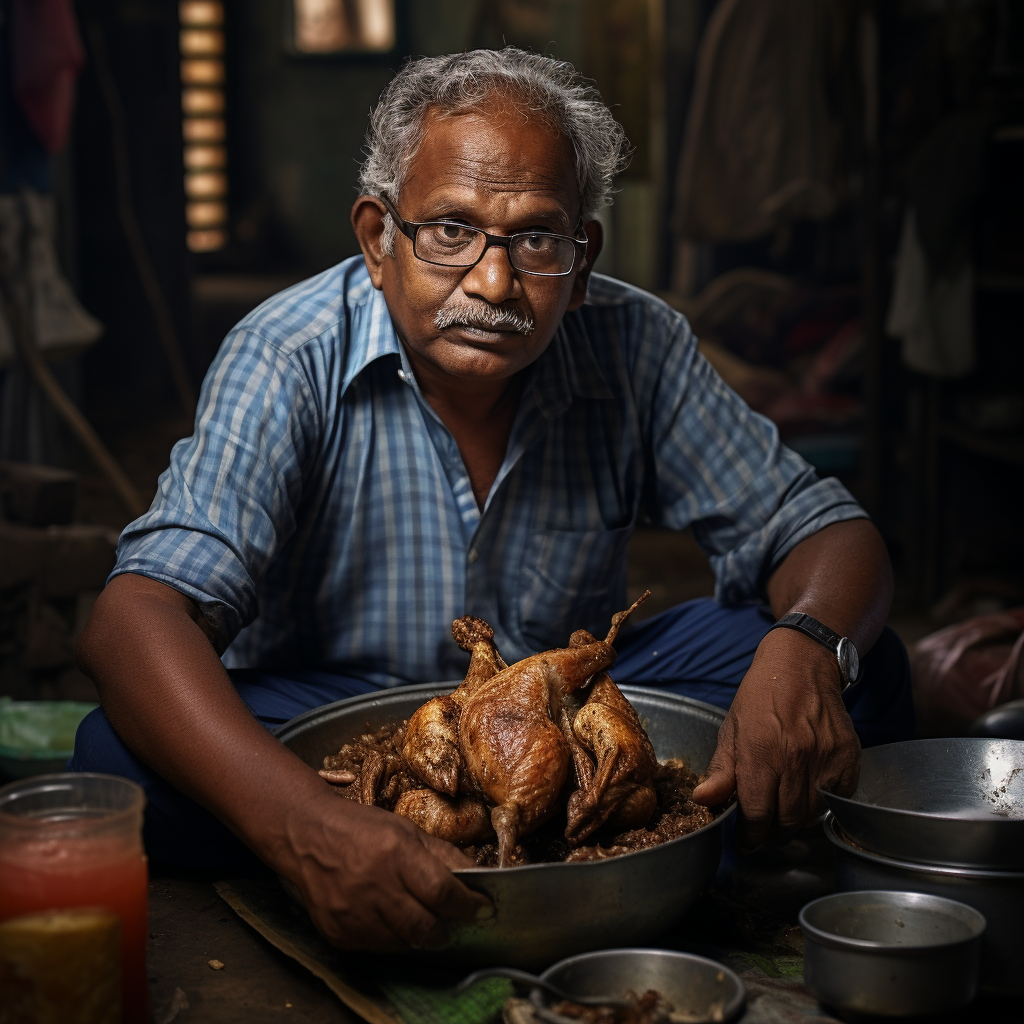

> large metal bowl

[
  {"left": 825, "top": 812, "right": 1024, "bottom": 996},
  {"left": 819, "top": 737, "right": 1024, "bottom": 870},
  {"left": 276, "top": 684, "right": 735, "bottom": 968}
]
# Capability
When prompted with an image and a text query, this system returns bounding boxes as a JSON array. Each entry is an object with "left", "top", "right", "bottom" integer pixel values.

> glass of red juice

[{"left": 0, "top": 773, "right": 148, "bottom": 1023}]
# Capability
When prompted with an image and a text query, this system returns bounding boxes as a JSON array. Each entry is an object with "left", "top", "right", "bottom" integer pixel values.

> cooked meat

[
  {"left": 400, "top": 615, "right": 506, "bottom": 794},
  {"left": 565, "top": 671, "right": 659, "bottom": 845},
  {"left": 458, "top": 592, "right": 649, "bottom": 866},
  {"left": 551, "top": 989, "right": 676, "bottom": 1024},
  {"left": 393, "top": 788, "right": 494, "bottom": 845},
  {"left": 318, "top": 593, "right": 721, "bottom": 867}
]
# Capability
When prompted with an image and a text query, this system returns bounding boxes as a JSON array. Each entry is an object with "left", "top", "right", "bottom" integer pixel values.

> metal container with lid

[
  {"left": 277, "top": 684, "right": 735, "bottom": 968},
  {"left": 824, "top": 812, "right": 1024, "bottom": 996}
]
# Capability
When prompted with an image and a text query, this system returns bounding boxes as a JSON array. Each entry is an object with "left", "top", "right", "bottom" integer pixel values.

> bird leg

[
  {"left": 491, "top": 802, "right": 523, "bottom": 868},
  {"left": 560, "top": 704, "right": 595, "bottom": 790},
  {"left": 394, "top": 788, "right": 494, "bottom": 845},
  {"left": 400, "top": 616, "right": 506, "bottom": 794},
  {"left": 452, "top": 615, "right": 507, "bottom": 698}
]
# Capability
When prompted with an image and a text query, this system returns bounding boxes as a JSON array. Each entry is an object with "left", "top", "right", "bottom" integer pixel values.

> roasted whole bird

[{"left": 319, "top": 591, "right": 715, "bottom": 867}]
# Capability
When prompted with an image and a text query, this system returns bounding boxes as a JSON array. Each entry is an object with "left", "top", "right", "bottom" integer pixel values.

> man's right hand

[
  {"left": 275, "top": 791, "right": 491, "bottom": 951},
  {"left": 76, "top": 573, "right": 489, "bottom": 953}
]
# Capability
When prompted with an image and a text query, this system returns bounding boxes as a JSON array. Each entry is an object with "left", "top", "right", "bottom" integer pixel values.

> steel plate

[{"left": 819, "top": 737, "right": 1024, "bottom": 870}]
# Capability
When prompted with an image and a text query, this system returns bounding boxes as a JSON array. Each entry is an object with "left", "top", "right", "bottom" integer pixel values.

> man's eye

[
  {"left": 427, "top": 223, "right": 474, "bottom": 246},
  {"left": 522, "top": 233, "right": 555, "bottom": 252}
]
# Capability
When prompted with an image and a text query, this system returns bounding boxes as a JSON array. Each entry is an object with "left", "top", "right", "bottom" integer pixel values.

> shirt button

[
  {"left": 397, "top": 369, "right": 408, "bottom": 382},
  {"left": 467, "top": 548, "right": 478, "bottom": 564}
]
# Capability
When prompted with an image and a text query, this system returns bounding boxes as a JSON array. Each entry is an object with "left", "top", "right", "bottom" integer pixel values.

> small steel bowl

[
  {"left": 799, "top": 891, "right": 985, "bottom": 1017},
  {"left": 534, "top": 948, "right": 745, "bottom": 1024}
]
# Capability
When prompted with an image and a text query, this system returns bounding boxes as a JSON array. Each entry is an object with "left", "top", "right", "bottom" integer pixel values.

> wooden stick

[{"left": 0, "top": 283, "right": 147, "bottom": 519}]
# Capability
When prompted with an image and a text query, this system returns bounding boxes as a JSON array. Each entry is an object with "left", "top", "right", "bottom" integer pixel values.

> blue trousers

[{"left": 71, "top": 598, "right": 913, "bottom": 870}]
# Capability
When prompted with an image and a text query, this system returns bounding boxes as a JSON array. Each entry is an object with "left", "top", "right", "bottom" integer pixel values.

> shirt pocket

[{"left": 517, "top": 525, "right": 633, "bottom": 651}]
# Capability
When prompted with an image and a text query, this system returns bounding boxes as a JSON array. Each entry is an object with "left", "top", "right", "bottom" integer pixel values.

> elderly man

[{"left": 75, "top": 48, "right": 911, "bottom": 950}]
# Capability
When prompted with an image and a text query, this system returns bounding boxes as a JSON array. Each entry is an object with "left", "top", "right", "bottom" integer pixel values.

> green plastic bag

[{"left": 0, "top": 696, "right": 98, "bottom": 779}]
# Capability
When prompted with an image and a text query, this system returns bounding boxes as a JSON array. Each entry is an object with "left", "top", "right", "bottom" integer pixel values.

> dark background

[{"left": 2, "top": 0, "right": 1023, "bottom": 704}]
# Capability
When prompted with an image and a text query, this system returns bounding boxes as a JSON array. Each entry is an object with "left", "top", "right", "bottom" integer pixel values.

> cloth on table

[
  {"left": 71, "top": 597, "right": 913, "bottom": 871},
  {"left": 910, "top": 608, "right": 1024, "bottom": 737}
]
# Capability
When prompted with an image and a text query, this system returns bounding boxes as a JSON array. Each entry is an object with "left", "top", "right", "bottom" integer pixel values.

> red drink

[{"left": 0, "top": 774, "right": 149, "bottom": 1024}]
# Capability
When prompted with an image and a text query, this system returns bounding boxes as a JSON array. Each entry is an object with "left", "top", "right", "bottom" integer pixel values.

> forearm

[
  {"left": 765, "top": 518, "right": 893, "bottom": 655},
  {"left": 75, "top": 574, "right": 326, "bottom": 870}
]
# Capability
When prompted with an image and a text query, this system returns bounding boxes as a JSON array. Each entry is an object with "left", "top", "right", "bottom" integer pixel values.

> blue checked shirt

[{"left": 112, "top": 257, "right": 866, "bottom": 686}]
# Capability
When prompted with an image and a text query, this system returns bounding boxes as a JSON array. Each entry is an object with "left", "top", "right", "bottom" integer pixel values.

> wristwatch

[{"left": 768, "top": 612, "right": 861, "bottom": 690}]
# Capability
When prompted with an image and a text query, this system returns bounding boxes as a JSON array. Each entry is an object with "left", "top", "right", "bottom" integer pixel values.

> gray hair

[{"left": 359, "top": 47, "right": 631, "bottom": 255}]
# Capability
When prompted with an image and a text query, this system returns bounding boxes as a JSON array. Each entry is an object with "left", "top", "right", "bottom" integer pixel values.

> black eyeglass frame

[{"left": 377, "top": 195, "right": 589, "bottom": 278}]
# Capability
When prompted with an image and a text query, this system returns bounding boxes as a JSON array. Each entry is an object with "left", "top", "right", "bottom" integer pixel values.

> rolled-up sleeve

[
  {"left": 110, "top": 327, "right": 319, "bottom": 648},
  {"left": 644, "top": 314, "right": 867, "bottom": 604}
]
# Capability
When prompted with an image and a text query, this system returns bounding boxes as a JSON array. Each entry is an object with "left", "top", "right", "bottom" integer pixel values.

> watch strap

[
  {"left": 772, "top": 612, "right": 843, "bottom": 650},
  {"left": 768, "top": 612, "right": 860, "bottom": 688}
]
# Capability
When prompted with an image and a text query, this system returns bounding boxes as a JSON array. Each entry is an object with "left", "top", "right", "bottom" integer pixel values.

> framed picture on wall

[{"left": 285, "top": 0, "right": 400, "bottom": 56}]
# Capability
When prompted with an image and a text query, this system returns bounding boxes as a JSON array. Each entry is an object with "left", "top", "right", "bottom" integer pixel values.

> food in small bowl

[{"left": 532, "top": 949, "right": 745, "bottom": 1024}]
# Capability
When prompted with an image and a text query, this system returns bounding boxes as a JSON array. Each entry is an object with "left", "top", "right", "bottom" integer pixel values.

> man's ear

[
  {"left": 351, "top": 195, "right": 389, "bottom": 289},
  {"left": 566, "top": 220, "right": 603, "bottom": 311}
]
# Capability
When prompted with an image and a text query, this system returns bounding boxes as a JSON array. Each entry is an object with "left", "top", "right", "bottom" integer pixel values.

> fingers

[
  {"left": 691, "top": 721, "right": 737, "bottom": 808},
  {"left": 287, "top": 798, "right": 489, "bottom": 952},
  {"left": 401, "top": 834, "right": 493, "bottom": 923},
  {"left": 420, "top": 831, "right": 480, "bottom": 871},
  {"left": 768, "top": 758, "right": 812, "bottom": 847},
  {"left": 734, "top": 758, "right": 778, "bottom": 854}
]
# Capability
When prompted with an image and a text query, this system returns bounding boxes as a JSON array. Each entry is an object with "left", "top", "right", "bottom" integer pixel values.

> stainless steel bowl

[
  {"left": 535, "top": 948, "right": 745, "bottom": 1024},
  {"left": 819, "top": 737, "right": 1024, "bottom": 870},
  {"left": 824, "top": 812, "right": 1024, "bottom": 996},
  {"left": 799, "top": 890, "right": 984, "bottom": 1016},
  {"left": 277, "top": 684, "right": 735, "bottom": 968}
]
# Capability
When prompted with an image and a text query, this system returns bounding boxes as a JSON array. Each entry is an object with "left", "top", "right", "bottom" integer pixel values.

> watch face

[{"left": 838, "top": 637, "right": 860, "bottom": 686}]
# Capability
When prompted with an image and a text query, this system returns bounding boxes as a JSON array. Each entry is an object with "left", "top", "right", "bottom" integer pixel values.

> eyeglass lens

[{"left": 414, "top": 223, "right": 577, "bottom": 275}]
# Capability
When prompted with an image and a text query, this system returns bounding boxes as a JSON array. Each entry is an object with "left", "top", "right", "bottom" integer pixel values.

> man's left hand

[{"left": 691, "top": 626, "right": 860, "bottom": 851}]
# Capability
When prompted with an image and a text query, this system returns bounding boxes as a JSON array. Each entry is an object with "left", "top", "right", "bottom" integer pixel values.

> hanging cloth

[
  {"left": 11, "top": 0, "right": 86, "bottom": 155},
  {"left": 672, "top": 0, "right": 848, "bottom": 243}
]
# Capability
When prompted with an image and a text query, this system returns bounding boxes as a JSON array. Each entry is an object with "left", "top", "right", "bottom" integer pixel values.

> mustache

[{"left": 433, "top": 301, "right": 535, "bottom": 336}]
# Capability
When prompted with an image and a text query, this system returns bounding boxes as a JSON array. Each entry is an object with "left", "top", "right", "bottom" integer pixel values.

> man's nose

[{"left": 460, "top": 243, "right": 522, "bottom": 305}]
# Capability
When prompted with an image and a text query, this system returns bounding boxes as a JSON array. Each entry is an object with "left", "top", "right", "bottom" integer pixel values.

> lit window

[
  {"left": 180, "top": 2, "right": 228, "bottom": 253},
  {"left": 292, "top": 0, "right": 395, "bottom": 54}
]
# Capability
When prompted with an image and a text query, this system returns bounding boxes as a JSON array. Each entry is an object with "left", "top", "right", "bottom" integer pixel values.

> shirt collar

[{"left": 342, "top": 281, "right": 404, "bottom": 397}]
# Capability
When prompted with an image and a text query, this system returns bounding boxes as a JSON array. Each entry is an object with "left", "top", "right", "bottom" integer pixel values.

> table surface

[{"left": 146, "top": 830, "right": 1020, "bottom": 1024}]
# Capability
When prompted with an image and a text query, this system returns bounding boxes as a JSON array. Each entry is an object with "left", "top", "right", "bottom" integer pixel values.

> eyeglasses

[{"left": 378, "top": 195, "right": 587, "bottom": 277}]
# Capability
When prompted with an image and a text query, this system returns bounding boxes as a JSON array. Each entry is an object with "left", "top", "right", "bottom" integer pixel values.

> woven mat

[{"left": 215, "top": 877, "right": 838, "bottom": 1024}]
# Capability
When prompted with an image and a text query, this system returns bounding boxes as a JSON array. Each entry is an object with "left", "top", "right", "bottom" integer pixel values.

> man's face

[{"left": 353, "top": 98, "right": 600, "bottom": 385}]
